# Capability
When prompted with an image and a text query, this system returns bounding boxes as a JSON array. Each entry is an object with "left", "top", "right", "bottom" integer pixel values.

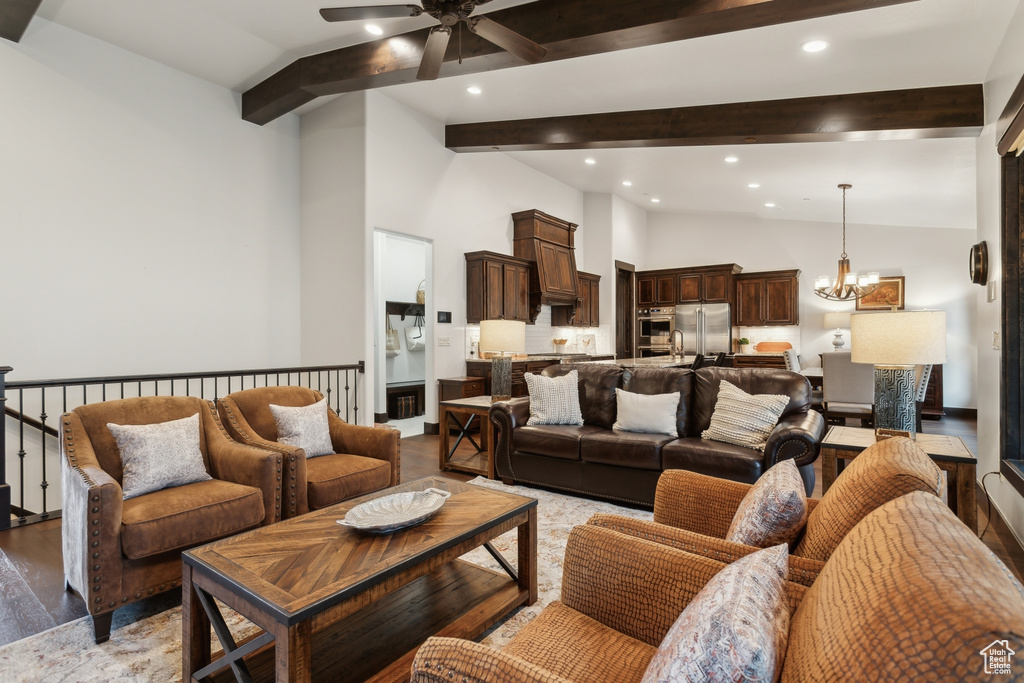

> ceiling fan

[{"left": 319, "top": 1, "right": 547, "bottom": 80}]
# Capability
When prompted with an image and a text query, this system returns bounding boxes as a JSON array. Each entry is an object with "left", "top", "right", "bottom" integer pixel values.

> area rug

[{"left": 0, "top": 479, "right": 652, "bottom": 682}]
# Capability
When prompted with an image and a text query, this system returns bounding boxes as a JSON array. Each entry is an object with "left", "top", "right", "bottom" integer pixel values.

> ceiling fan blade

[
  {"left": 320, "top": 5, "right": 422, "bottom": 22},
  {"left": 417, "top": 26, "right": 452, "bottom": 80},
  {"left": 466, "top": 15, "right": 546, "bottom": 64}
]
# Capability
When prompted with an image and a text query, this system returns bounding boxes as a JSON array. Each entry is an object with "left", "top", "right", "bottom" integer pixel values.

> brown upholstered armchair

[
  {"left": 413, "top": 492, "right": 1024, "bottom": 682},
  {"left": 60, "top": 396, "right": 279, "bottom": 643},
  {"left": 217, "top": 386, "right": 399, "bottom": 517},
  {"left": 587, "top": 436, "right": 943, "bottom": 585}
]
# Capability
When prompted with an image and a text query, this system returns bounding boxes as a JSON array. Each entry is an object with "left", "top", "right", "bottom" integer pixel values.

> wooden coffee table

[
  {"left": 182, "top": 477, "right": 537, "bottom": 682},
  {"left": 820, "top": 426, "right": 978, "bottom": 533}
]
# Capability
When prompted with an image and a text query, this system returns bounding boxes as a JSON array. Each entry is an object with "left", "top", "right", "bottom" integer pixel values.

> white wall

[
  {"left": 1, "top": 18, "right": 302, "bottom": 380},
  {"left": 645, "top": 212, "right": 976, "bottom": 408},
  {"left": 976, "top": 0, "right": 1024, "bottom": 546}
]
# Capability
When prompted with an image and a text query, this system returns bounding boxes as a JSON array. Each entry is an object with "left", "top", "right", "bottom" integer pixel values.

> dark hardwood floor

[{"left": 0, "top": 414, "right": 1020, "bottom": 649}]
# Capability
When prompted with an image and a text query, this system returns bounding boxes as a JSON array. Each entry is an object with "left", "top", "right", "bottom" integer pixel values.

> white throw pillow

[
  {"left": 107, "top": 413, "right": 211, "bottom": 499},
  {"left": 702, "top": 380, "right": 789, "bottom": 451},
  {"left": 525, "top": 371, "right": 584, "bottom": 426},
  {"left": 613, "top": 389, "right": 680, "bottom": 436},
  {"left": 641, "top": 544, "right": 790, "bottom": 683},
  {"left": 269, "top": 397, "right": 335, "bottom": 457},
  {"left": 726, "top": 459, "right": 809, "bottom": 548}
]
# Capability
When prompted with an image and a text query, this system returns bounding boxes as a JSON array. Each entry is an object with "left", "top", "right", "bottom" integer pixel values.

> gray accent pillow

[
  {"left": 641, "top": 544, "right": 790, "bottom": 683},
  {"left": 107, "top": 413, "right": 211, "bottom": 499},
  {"left": 613, "top": 388, "right": 680, "bottom": 436},
  {"left": 269, "top": 397, "right": 334, "bottom": 457},
  {"left": 702, "top": 380, "right": 789, "bottom": 451},
  {"left": 525, "top": 370, "right": 584, "bottom": 426},
  {"left": 726, "top": 459, "right": 808, "bottom": 548}
]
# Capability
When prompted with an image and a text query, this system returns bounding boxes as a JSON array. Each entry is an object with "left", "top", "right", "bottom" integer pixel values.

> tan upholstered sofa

[
  {"left": 412, "top": 490, "right": 1024, "bottom": 682},
  {"left": 60, "top": 396, "right": 278, "bottom": 643},
  {"left": 589, "top": 436, "right": 944, "bottom": 585},
  {"left": 217, "top": 386, "right": 399, "bottom": 517}
]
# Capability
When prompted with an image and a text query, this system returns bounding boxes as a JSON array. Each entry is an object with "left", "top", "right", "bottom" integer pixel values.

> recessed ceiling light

[
  {"left": 651, "top": 198, "right": 661, "bottom": 203},
  {"left": 747, "top": 183, "right": 760, "bottom": 189},
  {"left": 585, "top": 158, "right": 596, "bottom": 165},
  {"left": 802, "top": 40, "right": 829, "bottom": 53},
  {"left": 466, "top": 86, "right": 482, "bottom": 95},
  {"left": 764, "top": 202, "right": 776, "bottom": 208},
  {"left": 365, "top": 23, "right": 383, "bottom": 36},
  {"left": 724, "top": 156, "right": 739, "bottom": 163},
  {"left": 622, "top": 180, "right": 632, "bottom": 186}
]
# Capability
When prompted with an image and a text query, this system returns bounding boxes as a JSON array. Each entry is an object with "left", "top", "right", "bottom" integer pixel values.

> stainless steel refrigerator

[{"left": 676, "top": 303, "right": 732, "bottom": 355}]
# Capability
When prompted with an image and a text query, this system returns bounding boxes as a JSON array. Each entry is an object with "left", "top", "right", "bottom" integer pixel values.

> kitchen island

[
  {"left": 572, "top": 356, "right": 696, "bottom": 368},
  {"left": 465, "top": 354, "right": 615, "bottom": 396}
]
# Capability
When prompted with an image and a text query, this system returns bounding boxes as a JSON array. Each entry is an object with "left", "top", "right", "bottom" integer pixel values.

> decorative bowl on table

[{"left": 337, "top": 488, "right": 451, "bottom": 533}]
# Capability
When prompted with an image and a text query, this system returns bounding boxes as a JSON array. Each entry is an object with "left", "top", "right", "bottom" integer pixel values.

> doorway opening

[{"left": 373, "top": 231, "right": 433, "bottom": 437}]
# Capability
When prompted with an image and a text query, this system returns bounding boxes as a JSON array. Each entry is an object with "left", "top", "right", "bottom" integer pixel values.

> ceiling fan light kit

[
  {"left": 321, "top": 1, "right": 547, "bottom": 81},
  {"left": 814, "top": 183, "right": 880, "bottom": 303}
]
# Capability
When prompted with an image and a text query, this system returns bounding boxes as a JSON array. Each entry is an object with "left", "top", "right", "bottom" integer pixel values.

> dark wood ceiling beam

[
  {"left": 444, "top": 85, "right": 984, "bottom": 151},
  {"left": 0, "top": 0, "right": 43, "bottom": 43},
  {"left": 243, "top": 0, "right": 919, "bottom": 125}
]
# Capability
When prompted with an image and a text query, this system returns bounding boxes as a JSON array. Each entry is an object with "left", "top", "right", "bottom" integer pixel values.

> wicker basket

[{"left": 416, "top": 280, "right": 425, "bottom": 305}]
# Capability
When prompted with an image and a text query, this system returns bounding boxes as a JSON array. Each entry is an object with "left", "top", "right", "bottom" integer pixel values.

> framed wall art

[{"left": 856, "top": 275, "right": 905, "bottom": 311}]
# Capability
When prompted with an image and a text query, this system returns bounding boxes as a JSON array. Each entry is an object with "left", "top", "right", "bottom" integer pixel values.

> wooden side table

[
  {"left": 820, "top": 426, "right": 977, "bottom": 533},
  {"left": 439, "top": 395, "right": 495, "bottom": 479}
]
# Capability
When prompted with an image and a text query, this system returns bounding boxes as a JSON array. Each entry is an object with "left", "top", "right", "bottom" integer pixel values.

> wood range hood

[{"left": 512, "top": 209, "right": 580, "bottom": 322}]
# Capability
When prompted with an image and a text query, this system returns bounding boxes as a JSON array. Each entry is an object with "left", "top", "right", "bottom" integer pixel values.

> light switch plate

[
  {"left": 988, "top": 280, "right": 998, "bottom": 302},
  {"left": 993, "top": 331, "right": 1000, "bottom": 350},
  {"left": 438, "top": 336, "right": 450, "bottom": 347}
]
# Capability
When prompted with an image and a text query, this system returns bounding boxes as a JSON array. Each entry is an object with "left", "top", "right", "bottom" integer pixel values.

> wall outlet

[{"left": 438, "top": 336, "right": 450, "bottom": 347}]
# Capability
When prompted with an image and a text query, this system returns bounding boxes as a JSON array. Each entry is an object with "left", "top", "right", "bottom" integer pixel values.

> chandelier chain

[{"left": 841, "top": 184, "right": 848, "bottom": 259}]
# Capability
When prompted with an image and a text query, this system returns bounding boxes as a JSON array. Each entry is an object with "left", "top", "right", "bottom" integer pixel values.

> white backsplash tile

[{"left": 466, "top": 307, "right": 612, "bottom": 357}]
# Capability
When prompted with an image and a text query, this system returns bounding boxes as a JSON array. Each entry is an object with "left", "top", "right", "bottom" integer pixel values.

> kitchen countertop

[
  {"left": 574, "top": 356, "right": 696, "bottom": 368},
  {"left": 466, "top": 354, "right": 613, "bottom": 363}
]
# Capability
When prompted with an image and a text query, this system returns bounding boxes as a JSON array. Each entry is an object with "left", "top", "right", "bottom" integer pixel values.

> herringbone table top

[{"left": 184, "top": 477, "right": 536, "bottom": 623}]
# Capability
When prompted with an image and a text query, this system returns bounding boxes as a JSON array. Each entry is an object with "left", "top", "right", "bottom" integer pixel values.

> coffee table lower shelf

[{"left": 204, "top": 560, "right": 525, "bottom": 683}]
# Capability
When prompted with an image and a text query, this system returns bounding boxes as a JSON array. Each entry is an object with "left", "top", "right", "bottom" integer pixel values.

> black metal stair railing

[{"left": 0, "top": 362, "right": 363, "bottom": 531}]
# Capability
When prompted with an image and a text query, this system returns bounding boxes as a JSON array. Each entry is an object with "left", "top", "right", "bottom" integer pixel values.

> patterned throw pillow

[
  {"left": 641, "top": 544, "right": 790, "bottom": 683},
  {"left": 613, "top": 388, "right": 680, "bottom": 436},
  {"left": 269, "top": 397, "right": 335, "bottom": 457},
  {"left": 726, "top": 459, "right": 809, "bottom": 548},
  {"left": 525, "top": 370, "right": 584, "bottom": 426},
  {"left": 701, "top": 380, "right": 789, "bottom": 451},
  {"left": 107, "top": 413, "right": 212, "bottom": 499}
]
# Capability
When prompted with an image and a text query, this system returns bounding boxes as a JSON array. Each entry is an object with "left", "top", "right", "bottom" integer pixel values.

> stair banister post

[{"left": 0, "top": 366, "right": 12, "bottom": 531}]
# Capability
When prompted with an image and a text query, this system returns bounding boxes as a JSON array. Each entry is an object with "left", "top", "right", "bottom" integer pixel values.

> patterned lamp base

[
  {"left": 873, "top": 365, "right": 917, "bottom": 436},
  {"left": 491, "top": 356, "right": 513, "bottom": 401}
]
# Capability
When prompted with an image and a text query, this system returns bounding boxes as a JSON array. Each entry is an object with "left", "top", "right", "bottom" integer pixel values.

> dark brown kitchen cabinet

[
  {"left": 552, "top": 271, "right": 601, "bottom": 327},
  {"left": 676, "top": 264, "right": 740, "bottom": 304},
  {"left": 734, "top": 269, "right": 800, "bottom": 326},
  {"left": 637, "top": 273, "right": 676, "bottom": 305},
  {"left": 465, "top": 251, "right": 532, "bottom": 324},
  {"left": 467, "top": 359, "right": 561, "bottom": 397}
]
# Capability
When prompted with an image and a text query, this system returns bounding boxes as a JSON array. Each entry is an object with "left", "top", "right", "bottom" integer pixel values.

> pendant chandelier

[{"left": 814, "top": 183, "right": 880, "bottom": 302}]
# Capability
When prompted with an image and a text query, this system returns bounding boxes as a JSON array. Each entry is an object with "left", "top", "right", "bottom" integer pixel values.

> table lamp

[
  {"left": 851, "top": 310, "right": 946, "bottom": 438},
  {"left": 479, "top": 319, "right": 526, "bottom": 401},
  {"left": 823, "top": 311, "right": 852, "bottom": 351}
]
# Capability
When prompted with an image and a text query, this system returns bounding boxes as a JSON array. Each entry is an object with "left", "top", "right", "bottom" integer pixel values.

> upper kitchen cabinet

[
  {"left": 552, "top": 271, "right": 601, "bottom": 327},
  {"left": 676, "top": 264, "right": 741, "bottom": 304},
  {"left": 734, "top": 269, "right": 800, "bottom": 326},
  {"left": 465, "top": 251, "right": 532, "bottom": 324},
  {"left": 512, "top": 209, "right": 580, "bottom": 321},
  {"left": 636, "top": 271, "right": 676, "bottom": 305}
]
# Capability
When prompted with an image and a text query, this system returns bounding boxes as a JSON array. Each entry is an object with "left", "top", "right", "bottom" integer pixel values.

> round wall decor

[{"left": 970, "top": 241, "right": 989, "bottom": 285}]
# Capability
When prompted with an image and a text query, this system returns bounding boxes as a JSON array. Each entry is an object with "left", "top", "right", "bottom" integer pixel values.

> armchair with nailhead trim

[
  {"left": 61, "top": 396, "right": 280, "bottom": 643},
  {"left": 217, "top": 386, "right": 400, "bottom": 516}
]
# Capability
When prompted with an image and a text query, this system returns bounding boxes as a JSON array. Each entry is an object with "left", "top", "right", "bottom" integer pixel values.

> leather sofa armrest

[
  {"left": 60, "top": 412, "right": 124, "bottom": 614},
  {"left": 653, "top": 469, "right": 751, "bottom": 537},
  {"left": 203, "top": 402, "right": 292, "bottom": 524},
  {"left": 587, "top": 514, "right": 825, "bottom": 587},
  {"left": 411, "top": 638, "right": 569, "bottom": 683},
  {"left": 490, "top": 397, "right": 531, "bottom": 480},
  {"left": 327, "top": 413, "right": 401, "bottom": 486},
  {"left": 763, "top": 410, "right": 826, "bottom": 470}
]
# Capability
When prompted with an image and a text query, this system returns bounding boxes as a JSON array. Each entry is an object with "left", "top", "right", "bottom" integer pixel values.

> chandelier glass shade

[{"left": 814, "top": 183, "right": 880, "bottom": 302}]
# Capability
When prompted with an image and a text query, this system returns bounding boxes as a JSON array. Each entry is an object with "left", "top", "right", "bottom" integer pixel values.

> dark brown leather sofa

[{"left": 490, "top": 365, "right": 825, "bottom": 507}]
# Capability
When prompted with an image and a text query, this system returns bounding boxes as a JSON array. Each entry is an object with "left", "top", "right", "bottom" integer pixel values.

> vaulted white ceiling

[{"left": 33, "top": 0, "right": 1021, "bottom": 228}]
